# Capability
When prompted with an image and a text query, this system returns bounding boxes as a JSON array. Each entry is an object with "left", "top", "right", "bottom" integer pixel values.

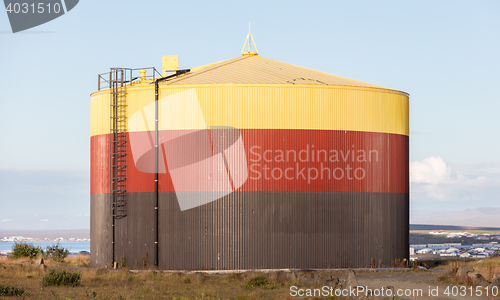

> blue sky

[{"left": 0, "top": 0, "right": 499, "bottom": 229}]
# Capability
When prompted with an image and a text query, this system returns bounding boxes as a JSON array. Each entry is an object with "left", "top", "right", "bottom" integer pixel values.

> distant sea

[{"left": 0, "top": 241, "right": 90, "bottom": 254}]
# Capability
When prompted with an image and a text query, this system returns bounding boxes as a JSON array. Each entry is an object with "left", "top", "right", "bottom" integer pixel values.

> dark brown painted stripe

[{"left": 91, "top": 191, "right": 409, "bottom": 270}]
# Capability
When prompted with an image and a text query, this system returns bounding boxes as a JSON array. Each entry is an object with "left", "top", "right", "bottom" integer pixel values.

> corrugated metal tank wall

[{"left": 90, "top": 56, "right": 409, "bottom": 269}]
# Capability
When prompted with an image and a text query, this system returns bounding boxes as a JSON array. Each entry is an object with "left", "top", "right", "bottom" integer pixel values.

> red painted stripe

[
  {"left": 91, "top": 130, "right": 408, "bottom": 194},
  {"left": 90, "top": 134, "right": 110, "bottom": 195}
]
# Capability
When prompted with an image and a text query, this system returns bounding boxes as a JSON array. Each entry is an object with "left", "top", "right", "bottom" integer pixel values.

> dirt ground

[
  {"left": 354, "top": 269, "right": 497, "bottom": 300},
  {"left": 1, "top": 255, "right": 500, "bottom": 299}
]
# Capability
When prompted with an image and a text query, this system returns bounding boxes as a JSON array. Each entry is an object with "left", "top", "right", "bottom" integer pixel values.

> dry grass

[
  {"left": 4, "top": 253, "right": 497, "bottom": 299},
  {"left": 436, "top": 256, "right": 500, "bottom": 287},
  {"left": 62, "top": 254, "right": 91, "bottom": 267},
  {"left": 470, "top": 256, "right": 500, "bottom": 281},
  {"left": 0, "top": 256, "right": 296, "bottom": 299},
  {"left": 439, "top": 256, "right": 500, "bottom": 281}
]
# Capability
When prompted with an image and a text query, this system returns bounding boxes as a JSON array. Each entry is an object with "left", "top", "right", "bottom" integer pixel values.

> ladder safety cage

[
  {"left": 97, "top": 67, "right": 161, "bottom": 219},
  {"left": 110, "top": 68, "right": 128, "bottom": 219},
  {"left": 97, "top": 67, "right": 161, "bottom": 91}
]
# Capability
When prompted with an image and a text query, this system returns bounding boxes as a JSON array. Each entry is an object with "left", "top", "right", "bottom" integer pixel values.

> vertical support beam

[
  {"left": 152, "top": 69, "right": 190, "bottom": 268},
  {"left": 154, "top": 79, "right": 159, "bottom": 267},
  {"left": 110, "top": 70, "right": 116, "bottom": 267}
]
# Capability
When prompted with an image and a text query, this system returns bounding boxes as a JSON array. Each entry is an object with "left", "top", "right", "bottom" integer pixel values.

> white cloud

[
  {"left": 410, "top": 156, "right": 451, "bottom": 184},
  {"left": 410, "top": 157, "right": 500, "bottom": 204}
]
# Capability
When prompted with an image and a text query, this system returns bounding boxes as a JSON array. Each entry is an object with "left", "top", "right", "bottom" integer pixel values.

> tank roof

[{"left": 161, "top": 55, "right": 406, "bottom": 94}]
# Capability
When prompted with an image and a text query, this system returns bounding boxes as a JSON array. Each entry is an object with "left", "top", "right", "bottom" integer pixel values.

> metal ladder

[{"left": 110, "top": 68, "right": 127, "bottom": 219}]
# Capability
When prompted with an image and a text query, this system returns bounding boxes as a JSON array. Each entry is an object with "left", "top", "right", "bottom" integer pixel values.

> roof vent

[{"left": 162, "top": 55, "right": 179, "bottom": 76}]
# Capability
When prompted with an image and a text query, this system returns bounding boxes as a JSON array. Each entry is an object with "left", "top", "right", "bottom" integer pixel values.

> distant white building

[
  {"left": 429, "top": 231, "right": 446, "bottom": 235},
  {"left": 416, "top": 249, "right": 432, "bottom": 254},
  {"left": 472, "top": 253, "right": 489, "bottom": 258},
  {"left": 4, "top": 236, "right": 25, "bottom": 242},
  {"left": 428, "top": 243, "right": 461, "bottom": 248}
]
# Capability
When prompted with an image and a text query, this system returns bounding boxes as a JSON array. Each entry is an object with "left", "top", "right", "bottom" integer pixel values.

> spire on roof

[{"left": 241, "top": 22, "right": 258, "bottom": 56}]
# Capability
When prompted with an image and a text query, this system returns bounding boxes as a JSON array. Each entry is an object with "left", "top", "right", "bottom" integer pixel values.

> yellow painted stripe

[
  {"left": 91, "top": 84, "right": 409, "bottom": 137},
  {"left": 90, "top": 92, "right": 110, "bottom": 138}
]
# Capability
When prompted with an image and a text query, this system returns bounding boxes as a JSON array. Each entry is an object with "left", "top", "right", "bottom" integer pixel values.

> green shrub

[
  {"left": 45, "top": 244, "right": 70, "bottom": 262},
  {"left": 10, "top": 242, "right": 43, "bottom": 259},
  {"left": 0, "top": 285, "right": 25, "bottom": 296},
  {"left": 243, "top": 276, "right": 269, "bottom": 289},
  {"left": 41, "top": 269, "right": 82, "bottom": 287}
]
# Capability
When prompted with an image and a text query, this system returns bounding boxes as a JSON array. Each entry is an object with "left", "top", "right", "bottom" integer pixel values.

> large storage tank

[{"left": 90, "top": 51, "right": 409, "bottom": 270}]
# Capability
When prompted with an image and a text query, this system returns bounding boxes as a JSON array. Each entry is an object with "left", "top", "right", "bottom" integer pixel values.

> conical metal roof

[{"left": 162, "top": 55, "right": 406, "bottom": 95}]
